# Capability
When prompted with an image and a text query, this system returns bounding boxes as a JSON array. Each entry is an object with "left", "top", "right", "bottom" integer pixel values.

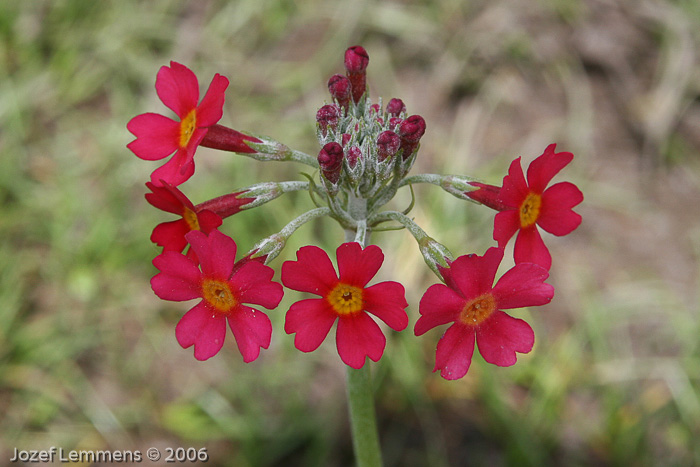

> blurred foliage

[{"left": 1, "top": 0, "right": 700, "bottom": 465}]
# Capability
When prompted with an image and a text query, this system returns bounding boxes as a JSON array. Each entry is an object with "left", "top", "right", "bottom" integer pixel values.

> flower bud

[
  {"left": 376, "top": 130, "right": 401, "bottom": 162},
  {"left": 344, "top": 45, "right": 369, "bottom": 104},
  {"left": 318, "top": 142, "right": 344, "bottom": 184},
  {"left": 328, "top": 74, "right": 351, "bottom": 109},
  {"left": 196, "top": 191, "right": 255, "bottom": 218},
  {"left": 341, "top": 133, "right": 352, "bottom": 147},
  {"left": 346, "top": 145, "right": 362, "bottom": 169},
  {"left": 386, "top": 98, "right": 406, "bottom": 117},
  {"left": 398, "top": 115, "right": 426, "bottom": 160},
  {"left": 316, "top": 104, "right": 340, "bottom": 137},
  {"left": 419, "top": 236, "right": 454, "bottom": 279},
  {"left": 200, "top": 124, "right": 261, "bottom": 154}
]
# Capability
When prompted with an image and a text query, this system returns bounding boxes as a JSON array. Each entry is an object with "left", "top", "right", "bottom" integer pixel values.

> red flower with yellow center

[
  {"left": 415, "top": 247, "right": 554, "bottom": 380},
  {"left": 468, "top": 144, "right": 583, "bottom": 270},
  {"left": 151, "top": 229, "right": 283, "bottom": 361},
  {"left": 281, "top": 242, "right": 409, "bottom": 369},
  {"left": 127, "top": 61, "right": 229, "bottom": 186}
]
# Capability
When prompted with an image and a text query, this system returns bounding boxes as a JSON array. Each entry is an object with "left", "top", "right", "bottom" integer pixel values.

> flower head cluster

[{"left": 130, "top": 47, "right": 582, "bottom": 380}]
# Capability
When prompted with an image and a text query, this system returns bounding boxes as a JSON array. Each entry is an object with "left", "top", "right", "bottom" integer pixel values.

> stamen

[
  {"left": 182, "top": 206, "right": 200, "bottom": 231},
  {"left": 202, "top": 279, "right": 236, "bottom": 314},
  {"left": 459, "top": 293, "right": 496, "bottom": 326},
  {"left": 179, "top": 109, "right": 198, "bottom": 148}
]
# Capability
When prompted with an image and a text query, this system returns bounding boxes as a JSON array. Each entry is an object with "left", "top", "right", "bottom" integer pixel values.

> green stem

[
  {"left": 343, "top": 227, "right": 382, "bottom": 467},
  {"left": 346, "top": 365, "right": 383, "bottom": 467}
]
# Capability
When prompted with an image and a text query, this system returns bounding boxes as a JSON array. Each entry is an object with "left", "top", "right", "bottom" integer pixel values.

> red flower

[
  {"left": 281, "top": 243, "right": 409, "bottom": 369},
  {"left": 151, "top": 229, "right": 283, "bottom": 361},
  {"left": 415, "top": 247, "right": 553, "bottom": 380},
  {"left": 127, "top": 61, "right": 229, "bottom": 186},
  {"left": 145, "top": 182, "right": 222, "bottom": 262}
]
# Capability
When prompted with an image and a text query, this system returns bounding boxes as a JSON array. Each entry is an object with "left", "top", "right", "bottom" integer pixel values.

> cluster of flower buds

[{"left": 128, "top": 47, "right": 582, "bottom": 380}]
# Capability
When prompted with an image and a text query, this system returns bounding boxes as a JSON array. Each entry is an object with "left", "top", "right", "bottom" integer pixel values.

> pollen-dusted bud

[
  {"left": 346, "top": 145, "right": 362, "bottom": 169},
  {"left": 376, "top": 130, "right": 401, "bottom": 162},
  {"left": 386, "top": 98, "right": 406, "bottom": 117},
  {"left": 316, "top": 104, "right": 340, "bottom": 136},
  {"left": 200, "top": 124, "right": 261, "bottom": 154},
  {"left": 344, "top": 45, "right": 369, "bottom": 104},
  {"left": 328, "top": 74, "right": 351, "bottom": 109},
  {"left": 398, "top": 115, "right": 426, "bottom": 160},
  {"left": 318, "top": 142, "right": 344, "bottom": 184}
]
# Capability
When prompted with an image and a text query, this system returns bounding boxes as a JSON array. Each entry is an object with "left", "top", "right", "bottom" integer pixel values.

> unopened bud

[
  {"left": 328, "top": 74, "right": 351, "bottom": 109},
  {"left": 398, "top": 115, "right": 426, "bottom": 160},
  {"left": 419, "top": 236, "right": 453, "bottom": 279},
  {"left": 386, "top": 98, "right": 406, "bottom": 117},
  {"left": 318, "top": 142, "right": 344, "bottom": 184},
  {"left": 316, "top": 104, "right": 340, "bottom": 137},
  {"left": 196, "top": 191, "right": 255, "bottom": 218},
  {"left": 346, "top": 145, "right": 362, "bottom": 169},
  {"left": 344, "top": 45, "right": 369, "bottom": 104},
  {"left": 376, "top": 130, "right": 401, "bottom": 162}
]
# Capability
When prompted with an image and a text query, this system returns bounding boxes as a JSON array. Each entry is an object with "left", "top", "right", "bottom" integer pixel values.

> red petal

[
  {"left": 285, "top": 298, "right": 337, "bottom": 352},
  {"left": 498, "top": 157, "right": 529, "bottom": 207},
  {"left": 337, "top": 242, "right": 383, "bottom": 288},
  {"left": 149, "top": 150, "right": 195, "bottom": 187},
  {"left": 151, "top": 251, "right": 201, "bottom": 301},
  {"left": 434, "top": 323, "right": 475, "bottom": 380},
  {"left": 476, "top": 311, "right": 534, "bottom": 366},
  {"left": 493, "top": 210, "right": 520, "bottom": 248},
  {"left": 514, "top": 227, "right": 551, "bottom": 270},
  {"left": 449, "top": 247, "right": 503, "bottom": 299},
  {"left": 127, "top": 113, "right": 179, "bottom": 160},
  {"left": 227, "top": 305, "right": 272, "bottom": 363},
  {"left": 156, "top": 61, "right": 199, "bottom": 117},
  {"left": 196, "top": 209, "right": 223, "bottom": 234},
  {"left": 150, "top": 219, "right": 190, "bottom": 252},
  {"left": 175, "top": 302, "right": 226, "bottom": 360},
  {"left": 538, "top": 182, "right": 583, "bottom": 236},
  {"left": 196, "top": 74, "right": 229, "bottom": 127},
  {"left": 186, "top": 229, "right": 236, "bottom": 279},
  {"left": 492, "top": 263, "right": 554, "bottom": 309},
  {"left": 229, "top": 261, "right": 283, "bottom": 309},
  {"left": 281, "top": 245, "right": 338, "bottom": 296},
  {"left": 415, "top": 284, "right": 465, "bottom": 336},
  {"left": 145, "top": 181, "right": 192, "bottom": 213},
  {"left": 336, "top": 313, "right": 386, "bottom": 369},
  {"left": 363, "top": 281, "right": 408, "bottom": 331},
  {"left": 526, "top": 144, "right": 574, "bottom": 194}
]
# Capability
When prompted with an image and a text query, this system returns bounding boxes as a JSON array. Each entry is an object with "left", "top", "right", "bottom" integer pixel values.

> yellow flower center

[
  {"left": 459, "top": 293, "right": 496, "bottom": 326},
  {"left": 182, "top": 206, "right": 200, "bottom": 231},
  {"left": 202, "top": 279, "right": 236, "bottom": 314},
  {"left": 179, "top": 109, "right": 198, "bottom": 148},
  {"left": 327, "top": 283, "right": 364, "bottom": 316},
  {"left": 519, "top": 192, "right": 542, "bottom": 228}
]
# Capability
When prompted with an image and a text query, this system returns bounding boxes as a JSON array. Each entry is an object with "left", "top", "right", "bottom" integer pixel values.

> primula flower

[
  {"left": 151, "top": 229, "right": 283, "bottom": 361},
  {"left": 145, "top": 181, "right": 223, "bottom": 262},
  {"left": 281, "top": 242, "right": 409, "bottom": 369},
  {"left": 415, "top": 247, "right": 553, "bottom": 380},
  {"left": 467, "top": 144, "right": 583, "bottom": 269},
  {"left": 127, "top": 61, "right": 229, "bottom": 186}
]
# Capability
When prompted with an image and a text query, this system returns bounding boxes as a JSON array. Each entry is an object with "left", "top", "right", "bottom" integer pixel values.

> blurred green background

[{"left": 1, "top": 0, "right": 699, "bottom": 465}]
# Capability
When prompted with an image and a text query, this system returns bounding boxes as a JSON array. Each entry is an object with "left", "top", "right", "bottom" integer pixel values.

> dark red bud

[
  {"left": 398, "top": 115, "right": 426, "bottom": 160},
  {"left": 344, "top": 46, "right": 369, "bottom": 74},
  {"left": 398, "top": 115, "right": 426, "bottom": 143},
  {"left": 346, "top": 146, "right": 362, "bottom": 168},
  {"left": 318, "top": 142, "right": 344, "bottom": 184},
  {"left": 389, "top": 117, "right": 402, "bottom": 128},
  {"left": 328, "top": 74, "right": 351, "bottom": 108},
  {"left": 376, "top": 130, "right": 401, "bottom": 162},
  {"left": 386, "top": 98, "right": 406, "bottom": 117},
  {"left": 370, "top": 103, "right": 381, "bottom": 114},
  {"left": 341, "top": 133, "right": 351, "bottom": 147},
  {"left": 200, "top": 124, "right": 261, "bottom": 153},
  {"left": 316, "top": 104, "right": 340, "bottom": 136}
]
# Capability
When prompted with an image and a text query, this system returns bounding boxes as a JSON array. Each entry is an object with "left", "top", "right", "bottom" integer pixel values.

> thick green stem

[
  {"left": 343, "top": 227, "right": 382, "bottom": 467},
  {"left": 346, "top": 365, "right": 383, "bottom": 467}
]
